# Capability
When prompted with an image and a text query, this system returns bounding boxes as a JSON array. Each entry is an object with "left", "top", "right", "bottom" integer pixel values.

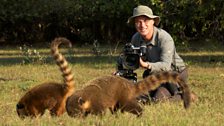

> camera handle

[{"left": 115, "top": 69, "right": 137, "bottom": 83}]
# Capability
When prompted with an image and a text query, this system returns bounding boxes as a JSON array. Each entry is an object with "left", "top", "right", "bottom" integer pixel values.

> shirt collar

[{"left": 139, "top": 26, "right": 158, "bottom": 46}]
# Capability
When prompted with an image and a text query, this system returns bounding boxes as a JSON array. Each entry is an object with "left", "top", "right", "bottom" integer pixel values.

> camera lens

[{"left": 123, "top": 54, "right": 139, "bottom": 70}]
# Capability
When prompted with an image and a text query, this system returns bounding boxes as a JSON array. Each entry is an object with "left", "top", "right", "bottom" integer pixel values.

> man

[{"left": 116, "top": 5, "right": 188, "bottom": 102}]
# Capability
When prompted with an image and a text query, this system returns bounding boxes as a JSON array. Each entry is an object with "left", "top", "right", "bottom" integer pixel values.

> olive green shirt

[{"left": 131, "top": 26, "right": 186, "bottom": 73}]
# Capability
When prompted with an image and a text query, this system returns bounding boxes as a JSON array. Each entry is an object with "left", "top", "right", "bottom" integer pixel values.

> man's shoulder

[
  {"left": 131, "top": 32, "right": 142, "bottom": 45},
  {"left": 156, "top": 27, "right": 169, "bottom": 35},
  {"left": 132, "top": 32, "right": 141, "bottom": 39},
  {"left": 155, "top": 27, "right": 172, "bottom": 40}
]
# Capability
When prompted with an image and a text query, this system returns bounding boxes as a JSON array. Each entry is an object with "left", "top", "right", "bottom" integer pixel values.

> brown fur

[
  {"left": 190, "top": 91, "right": 198, "bottom": 102},
  {"left": 16, "top": 37, "right": 75, "bottom": 118},
  {"left": 66, "top": 72, "right": 191, "bottom": 117}
]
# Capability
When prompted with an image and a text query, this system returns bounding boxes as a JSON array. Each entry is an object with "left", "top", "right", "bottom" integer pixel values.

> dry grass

[{"left": 0, "top": 45, "right": 224, "bottom": 126}]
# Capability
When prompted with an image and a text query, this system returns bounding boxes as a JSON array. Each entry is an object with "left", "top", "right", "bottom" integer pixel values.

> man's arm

[
  {"left": 149, "top": 37, "right": 174, "bottom": 72},
  {"left": 140, "top": 31, "right": 175, "bottom": 72}
]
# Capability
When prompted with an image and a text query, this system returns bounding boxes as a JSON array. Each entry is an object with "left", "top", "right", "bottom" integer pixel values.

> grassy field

[{"left": 0, "top": 44, "right": 224, "bottom": 126}]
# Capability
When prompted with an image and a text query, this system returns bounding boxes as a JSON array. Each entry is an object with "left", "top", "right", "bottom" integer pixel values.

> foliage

[
  {"left": 92, "top": 40, "right": 102, "bottom": 56},
  {"left": 0, "top": 0, "right": 223, "bottom": 45},
  {"left": 19, "top": 44, "right": 46, "bottom": 64}
]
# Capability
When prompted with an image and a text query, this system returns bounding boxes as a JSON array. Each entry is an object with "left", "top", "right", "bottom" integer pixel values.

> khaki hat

[{"left": 127, "top": 5, "right": 160, "bottom": 26}]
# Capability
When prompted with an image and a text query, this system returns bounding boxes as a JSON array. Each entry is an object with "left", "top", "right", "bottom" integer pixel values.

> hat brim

[{"left": 127, "top": 14, "right": 160, "bottom": 26}]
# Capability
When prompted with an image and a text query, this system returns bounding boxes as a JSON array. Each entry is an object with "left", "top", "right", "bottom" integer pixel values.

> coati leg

[
  {"left": 120, "top": 100, "right": 143, "bottom": 116},
  {"left": 109, "top": 102, "right": 120, "bottom": 114},
  {"left": 27, "top": 106, "right": 42, "bottom": 117}
]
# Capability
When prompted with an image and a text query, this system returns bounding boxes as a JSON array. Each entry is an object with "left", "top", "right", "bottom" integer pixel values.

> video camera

[
  {"left": 116, "top": 43, "right": 147, "bottom": 82},
  {"left": 122, "top": 43, "right": 147, "bottom": 70}
]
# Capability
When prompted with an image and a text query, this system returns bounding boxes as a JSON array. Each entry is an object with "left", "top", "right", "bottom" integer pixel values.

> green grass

[{"left": 0, "top": 45, "right": 224, "bottom": 126}]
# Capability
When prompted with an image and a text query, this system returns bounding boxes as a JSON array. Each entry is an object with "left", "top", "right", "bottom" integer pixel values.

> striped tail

[
  {"left": 51, "top": 37, "right": 75, "bottom": 91},
  {"left": 135, "top": 71, "right": 191, "bottom": 109}
]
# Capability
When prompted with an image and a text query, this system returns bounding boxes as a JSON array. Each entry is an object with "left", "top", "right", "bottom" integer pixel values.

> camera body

[
  {"left": 116, "top": 43, "right": 147, "bottom": 82},
  {"left": 122, "top": 43, "right": 147, "bottom": 71}
]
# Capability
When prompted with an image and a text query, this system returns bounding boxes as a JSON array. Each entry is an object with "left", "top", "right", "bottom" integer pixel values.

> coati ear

[
  {"left": 16, "top": 104, "right": 25, "bottom": 109},
  {"left": 78, "top": 97, "right": 85, "bottom": 105}
]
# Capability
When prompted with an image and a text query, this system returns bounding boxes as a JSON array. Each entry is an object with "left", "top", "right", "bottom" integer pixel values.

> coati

[
  {"left": 16, "top": 37, "right": 75, "bottom": 118},
  {"left": 66, "top": 72, "right": 191, "bottom": 117}
]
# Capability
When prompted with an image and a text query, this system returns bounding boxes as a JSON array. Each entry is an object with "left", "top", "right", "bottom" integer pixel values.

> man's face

[{"left": 134, "top": 16, "right": 154, "bottom": 37}]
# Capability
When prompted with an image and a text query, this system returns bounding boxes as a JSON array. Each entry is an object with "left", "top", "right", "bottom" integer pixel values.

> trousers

[{"left": 142, "top": 68, "right": 188, "bottom": 101}]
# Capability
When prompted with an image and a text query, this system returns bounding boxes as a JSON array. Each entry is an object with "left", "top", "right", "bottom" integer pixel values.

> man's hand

[{"left": 139, "top": 57, "right": 151, "bottom": 69}]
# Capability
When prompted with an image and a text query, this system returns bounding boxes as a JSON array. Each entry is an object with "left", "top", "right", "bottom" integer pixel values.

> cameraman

[{"left": 116, "top": 5, "right": 188, "bottom": 102}]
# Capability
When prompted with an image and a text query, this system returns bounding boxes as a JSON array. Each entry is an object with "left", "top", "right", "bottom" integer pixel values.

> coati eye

[
  {"left": 78, "top": 97, "right": 85, "bottom": 105},
  {"left": 16, "top": 104, "right": 25, "bottom": 109}
]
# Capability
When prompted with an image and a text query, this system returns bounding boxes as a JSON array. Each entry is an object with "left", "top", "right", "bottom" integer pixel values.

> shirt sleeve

[{"left": 149, "top": 31, "right": 174, "bottom": 72}]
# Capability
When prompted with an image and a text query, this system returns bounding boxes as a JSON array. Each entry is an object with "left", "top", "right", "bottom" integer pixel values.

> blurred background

[{"left": 0, "top": 0, "right": 223, "bottom": 47}]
